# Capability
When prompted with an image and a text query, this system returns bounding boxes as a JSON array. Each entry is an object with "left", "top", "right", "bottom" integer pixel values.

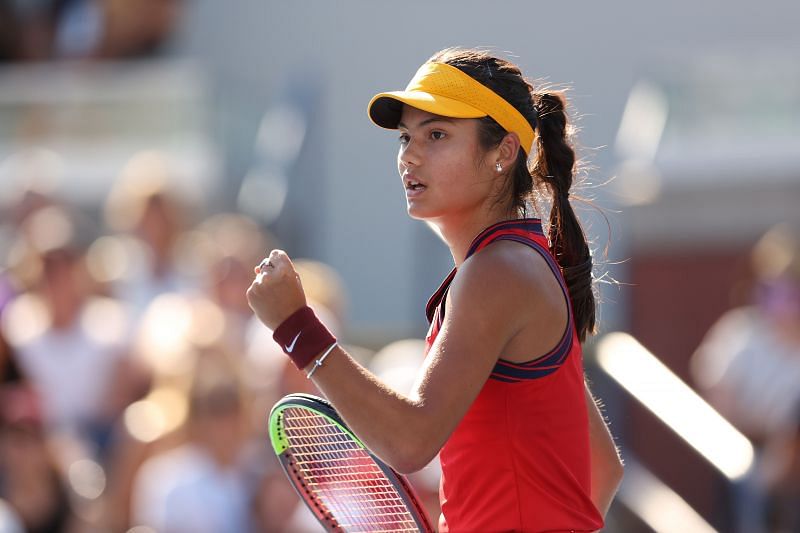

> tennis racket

[{"left": 268, "top": 393, "right": 433, "bottom": 532}]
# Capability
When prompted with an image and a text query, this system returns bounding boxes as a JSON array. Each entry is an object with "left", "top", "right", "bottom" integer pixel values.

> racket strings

[{"left": 282, "top": 407, "right": 421, "bottom": 532}]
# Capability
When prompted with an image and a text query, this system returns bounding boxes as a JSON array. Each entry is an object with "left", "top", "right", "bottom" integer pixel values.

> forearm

[
  {"left": 247, "top": 250, "right": 510, "bottom": 475},
  {"left": 584, "top": 382, "right": 624, "bottom": 516},
  {"left": 304, "top": 345, "right": 441, "bottom": 473}
]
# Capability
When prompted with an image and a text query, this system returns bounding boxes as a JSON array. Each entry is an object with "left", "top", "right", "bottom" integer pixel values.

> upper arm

[{"left": 406, "top": 245, "right": 537, "bottom": 456}]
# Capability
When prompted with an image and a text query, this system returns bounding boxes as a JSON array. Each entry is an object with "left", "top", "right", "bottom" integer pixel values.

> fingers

[
  {"left": 248, "top": 250, "right": 306, "bottom": 330},
  {"left": 256, "top": 258, "right": 273, "bottom": 273},
  {"left": 255, "top": 250, "right": 294, "bottom": 278},
  {"left": 270, "top": 250, "right": 294, "bottom": 275}
]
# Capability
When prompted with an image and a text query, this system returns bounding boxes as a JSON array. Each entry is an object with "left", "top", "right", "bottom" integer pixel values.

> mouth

[{"left": 403, "top": 174, "right": 427, "bottom": 192}]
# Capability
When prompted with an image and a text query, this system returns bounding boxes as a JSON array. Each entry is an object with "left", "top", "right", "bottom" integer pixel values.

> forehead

[{"left": 399, "top": 105, "right": 470, "bottom": 129}]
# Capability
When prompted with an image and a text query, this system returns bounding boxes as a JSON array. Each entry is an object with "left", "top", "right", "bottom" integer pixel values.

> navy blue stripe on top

[{"left": 425, "top": 219, "right": 574, "bottom": 383}]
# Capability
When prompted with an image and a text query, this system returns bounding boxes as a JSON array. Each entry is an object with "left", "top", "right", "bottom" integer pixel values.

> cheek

[{"left": 446, "top": 151, "right": 482, "bottom": 183}]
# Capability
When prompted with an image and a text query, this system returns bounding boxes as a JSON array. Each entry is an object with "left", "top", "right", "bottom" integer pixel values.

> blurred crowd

[
  {"left": 0, "top": 3, "right": 444, "bottom": 531},
  {"left": 2, "top": 3, "right": 799, "bottom": 532},
  {"left": 0, "top": 0, "right": 181, "bottom": 62},
  {"left": 0, "top": 150, "right": 441, "bottom": 532},
  {"left": 0, "top": 156, "right": 797, "bottom": 533},
  {"left": 691, "top": 223, "right": 800, "bottom": 531}
]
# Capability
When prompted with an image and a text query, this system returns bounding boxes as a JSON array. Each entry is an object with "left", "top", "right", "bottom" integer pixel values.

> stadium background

[{"left": 1, "top": 1, "right": 799, "bottom": 531}]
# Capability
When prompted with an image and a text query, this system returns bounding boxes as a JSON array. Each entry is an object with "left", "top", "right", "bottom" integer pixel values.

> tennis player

[{"left": 248, "top": 47, "right": 623, "bottom": 532}]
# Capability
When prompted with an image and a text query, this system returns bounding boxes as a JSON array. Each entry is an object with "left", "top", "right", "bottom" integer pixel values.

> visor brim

[{"left": 368, "top": 91, "right": 487, "bottom": 130}]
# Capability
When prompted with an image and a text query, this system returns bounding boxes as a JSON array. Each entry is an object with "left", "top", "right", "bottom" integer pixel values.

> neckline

[
  {"left": 464, "top": 218, "right": 543, "bottom": 261},
  {"left": 426, "top": 218, "right": 544, "bottom": 324}
]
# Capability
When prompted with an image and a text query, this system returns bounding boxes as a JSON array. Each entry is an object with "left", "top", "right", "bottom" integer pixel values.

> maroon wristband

[{"left": 272, "top": 306, "right": 336, "bottom": 370}]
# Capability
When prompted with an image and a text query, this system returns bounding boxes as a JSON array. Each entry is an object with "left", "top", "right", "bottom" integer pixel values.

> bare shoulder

[
  {"left": 452, "top": 240, "right": 563, "bottom": 309},
  {"left": 448, "top": 240, "right": 568, "bottom": 356}
]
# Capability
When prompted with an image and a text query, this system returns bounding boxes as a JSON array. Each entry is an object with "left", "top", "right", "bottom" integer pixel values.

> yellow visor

[{"left": 368, "top": 61, "right": 535, "bottom": 155}]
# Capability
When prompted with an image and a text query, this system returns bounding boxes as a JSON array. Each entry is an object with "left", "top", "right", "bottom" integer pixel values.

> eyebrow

[{"left": 397, "top": 117, "right": 456, "bottom": 129}]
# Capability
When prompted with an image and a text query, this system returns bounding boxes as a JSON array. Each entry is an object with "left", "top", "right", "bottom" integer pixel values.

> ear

[{"left": 495, "top": 132, "right": 521, "bottom": 171}]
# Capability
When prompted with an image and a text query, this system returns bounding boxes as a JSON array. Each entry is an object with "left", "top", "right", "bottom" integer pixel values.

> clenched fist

[{"left": 246, "top": 250, "right": 307, "bottom": 330}]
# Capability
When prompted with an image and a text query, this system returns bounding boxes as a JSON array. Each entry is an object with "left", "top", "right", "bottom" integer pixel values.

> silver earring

[{"left": 496, "top": 162, "right": 503, "bottom": 172}]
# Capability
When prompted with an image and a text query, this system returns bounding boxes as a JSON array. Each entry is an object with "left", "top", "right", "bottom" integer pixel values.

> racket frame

[{"left": 269, "top": 393, "right": 433, "bottom": 532}]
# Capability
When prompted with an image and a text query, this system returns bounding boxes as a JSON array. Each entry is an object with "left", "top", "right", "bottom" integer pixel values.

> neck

[{"left": 433, "top": 209, "right": 520, "bottom": 267}]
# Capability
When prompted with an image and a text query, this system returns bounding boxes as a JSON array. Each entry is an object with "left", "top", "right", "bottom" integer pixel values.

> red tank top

[{"left": 425, "top": 219, "right": 603, "bottom": 532}]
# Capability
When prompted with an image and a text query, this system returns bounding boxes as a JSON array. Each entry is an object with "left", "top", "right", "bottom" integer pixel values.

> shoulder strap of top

[
  {"left": 467, "top": 220, "right": 577, "bottom": 383},
  {"left": 465, "top": 219, "right": 545, "bottom": 259},
  {"left": 423, "top": 219, "right": 577, "bottom": 381},
  {"left": 426, "top": 219, "right": 553, "bottom": 326}
]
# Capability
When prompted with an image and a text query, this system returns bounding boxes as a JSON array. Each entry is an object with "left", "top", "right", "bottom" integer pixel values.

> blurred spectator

[
  {"left": 0, "top": 287, "right": 24, "bottom": 388},
  {"left": 0, "top": 0, "right": 56, "bottom": 60},
  {"left": 101, "top": 285, "right": 303, "bottom": 531},
  {"left": 188, "top": 213, "right": 278, "bottom": 355},
  {"left": 0, "top": 335, "right": 24, "bottom": 388},
  {"left": 2, "top": 206, "right": 139, "bottom": 460},
  {"left": 0, "top": 497, "right": 24, "bottom": 533},
  {"left": 0, "top": 2, "right": 17, "bottom": 61},
  {"left": 765, "top": 418, "right": 800, "bottom": 530},
  {"left": 0, "top": 385, "right": 79, "bottom": 532},
  {"left": 101, "top": 150, "right": 196, "bottom": 326},
  {"left": 0, "top": 148, "right": 62, "bottom": 230},
  {"left": 129, "top": 351, "right": 262, "bottom": 532},
  {"left": 0, "top": 0, "right": 183, "bottom": 61},
  {"left": 252, "top": 471, "right": 318, "bottom": 533},
  {"left": 98, "top": 289, "right": 212, "bottom": 531},
  {"left": 692, "top": 223, "right": 800, "bottom": 440},
  {"left": 691, "top": 222, "right": 800, "bottom": 531},
  {"left": 97, "top": 0, "right": 183, "bottom": 58}
]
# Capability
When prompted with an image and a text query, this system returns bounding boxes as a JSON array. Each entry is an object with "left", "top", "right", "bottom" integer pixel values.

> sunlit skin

[
  {"left": 397, "top": 106, "right": 517, "bottom": 266},
  {"left": 397, "top": 112, "right": 500, "bottom": 222}
]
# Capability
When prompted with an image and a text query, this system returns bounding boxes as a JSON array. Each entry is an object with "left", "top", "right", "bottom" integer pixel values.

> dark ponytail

[
  {"left": 430, "top": 48, "right": 597, "bottom": 342},
  {"left": 530, "top": 92, "right": 596, "bottom": 341}
]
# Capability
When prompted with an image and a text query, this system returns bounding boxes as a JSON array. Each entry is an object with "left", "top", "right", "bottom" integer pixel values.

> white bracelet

[{"left": 306, "top": 342, "right": 338, "bottom": 379}]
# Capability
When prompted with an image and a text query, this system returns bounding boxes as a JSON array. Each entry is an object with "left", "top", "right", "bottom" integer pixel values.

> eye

[
  {"left": 398, "top": 132, "right": 410, "bottom": 145},
  {"left": 430, "top": 130, "right": 446, "bottom": 140}
]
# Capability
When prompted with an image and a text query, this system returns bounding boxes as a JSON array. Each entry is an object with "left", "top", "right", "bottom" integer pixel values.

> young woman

[{"left": 247, "top": 47, "right": 623, "bottom": 532}]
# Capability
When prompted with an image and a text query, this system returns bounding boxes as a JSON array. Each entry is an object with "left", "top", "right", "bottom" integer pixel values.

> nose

[{"left": 398, "top": 138, "right": 421, "bottom": 171}]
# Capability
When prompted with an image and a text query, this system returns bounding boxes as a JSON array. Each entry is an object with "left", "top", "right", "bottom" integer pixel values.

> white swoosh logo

[{"left": 285, "top": 332, "right": 301, "bottom": 353}]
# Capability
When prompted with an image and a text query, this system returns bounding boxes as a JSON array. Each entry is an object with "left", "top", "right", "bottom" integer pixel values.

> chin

[
  {"left": 406, "top": 204, "right": 432, "bottom": 221},
  {"left": 406, "top": 196, "right": 437, "bottom": 216},
  {"left": 406, "top": 201, "right": 449, "bottom": 223}
]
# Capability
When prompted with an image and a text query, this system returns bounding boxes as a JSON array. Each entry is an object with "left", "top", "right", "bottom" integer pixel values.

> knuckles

[{"left": 246, "top": 250, "right": 304, "bottom": 328}]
